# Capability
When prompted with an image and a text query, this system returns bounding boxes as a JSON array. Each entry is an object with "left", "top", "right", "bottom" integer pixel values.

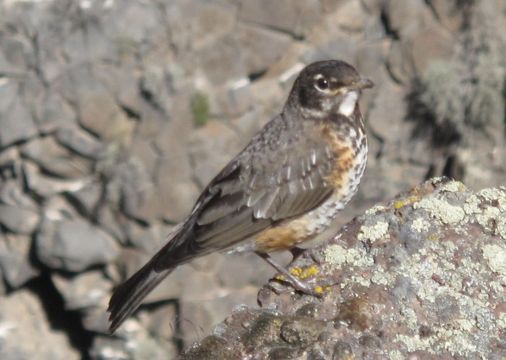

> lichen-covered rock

[{"left": 181, "top": 178, "right": 506, "bottom": 359}]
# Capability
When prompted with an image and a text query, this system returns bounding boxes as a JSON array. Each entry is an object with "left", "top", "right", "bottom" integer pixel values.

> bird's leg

[
  {"left": 256, "top": 252, "right": 321, "bottom": 297},
  {"left": 288, "top": 246, "right": 305, "bottom": 264}
]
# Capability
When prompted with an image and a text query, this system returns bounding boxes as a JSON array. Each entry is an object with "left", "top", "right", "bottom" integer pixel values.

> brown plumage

[{"left": 108, "top": 60, "right": 373, "bottom": 333}]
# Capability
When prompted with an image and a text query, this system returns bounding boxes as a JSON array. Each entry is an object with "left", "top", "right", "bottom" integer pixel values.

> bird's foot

[{"left": 257, "top": 252, "right": 323, "bottom": 298}]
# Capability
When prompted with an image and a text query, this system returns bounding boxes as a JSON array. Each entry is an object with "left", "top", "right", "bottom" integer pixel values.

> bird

[{"left": 108, "top": 59, "right": 374, "bottom": 333}]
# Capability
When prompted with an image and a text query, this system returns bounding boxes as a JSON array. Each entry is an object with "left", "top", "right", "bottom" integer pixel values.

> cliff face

[
  {"left": 0, "top": 0, "right": 505, "bottom": 358},
  {"left": 182, "top": 178, "right": 506, "bottom": 359}
]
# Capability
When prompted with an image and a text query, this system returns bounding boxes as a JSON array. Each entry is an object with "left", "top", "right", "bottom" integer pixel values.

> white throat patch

[{"left": 338, "top": 91, "right": 358, "bottom": 116}]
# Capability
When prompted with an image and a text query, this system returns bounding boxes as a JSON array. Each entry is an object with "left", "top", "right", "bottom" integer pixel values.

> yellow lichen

[
  {"left": 428, "top": 233, "right": 440, "bottom": 241},
  {"left": 313, "top": 285, "right": 330, "bottom": 294},
  {"left": 289, "top": 265, "right": 319, "bottom": 279},
  {"left": 394, "top": 195, "right": 420, "bottom": 209}
]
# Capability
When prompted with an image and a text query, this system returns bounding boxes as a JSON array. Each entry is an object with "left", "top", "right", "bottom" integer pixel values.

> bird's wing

[{"left": 154, "top": 118, "right": 342, "bottom": 268}]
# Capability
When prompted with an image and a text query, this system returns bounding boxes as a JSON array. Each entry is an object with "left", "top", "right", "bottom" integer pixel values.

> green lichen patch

[
  {"left": 357, "top": 221, "right": 389, "bottom": 243},
  {"left": 324, "top": 245, "right": 374, "bottom": 269},
  {"left": 411, "top": 217, "right": 431, "bottom": 233},
  {"left": 190, "top": 92, "right": 210, "bottom": 127},
  {"left": 414, "top": 197, "right": 465, "bottom": 225},
  {"left": 482, "top": 244, "right": 506, "bottom": 275}
]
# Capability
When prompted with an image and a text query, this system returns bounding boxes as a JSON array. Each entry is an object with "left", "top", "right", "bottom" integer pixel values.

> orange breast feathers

[{"left": 320, "top": 124, "right": 356, "bottom": 192}]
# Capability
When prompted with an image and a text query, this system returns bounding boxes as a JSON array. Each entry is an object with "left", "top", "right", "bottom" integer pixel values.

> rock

[
  {"left": 0, "top": 204, "right": 40, "bottom": 234},
  {"left": 156, "top": 159, "right": 200, "bottom": 222},
  {"left": 303, "top": 38, "right": 358, "bottom": 67},
  {"left": 89, "top": 336, "right": 130, "bottom": 360},
  {"left": 73, "top": 70, "right": 135, "bottom": 141},
  {"left": 335, "top": 0, "right": 368, "bottom": 32},
  {"left": 52, "top": 271, "right": 112, "bottom": 310},
  {"left": 181, "top": 179, "right": 506, "bottom": 358},
  {"left": 234, "top": 23, "right": 292, "bottom": 77},
  {"left": 238, "top": 0, "right": 321, "bottom": 39},
  {"left": 0, "top": 179, "right": 37, "bottom": 210},
  {"left": 36, "top": 219, "right": 119, "bottom": 272},
  {"left": 0, "top": 233, "right": 39, "bottom": 288},
  {"left": 23, "top": 161, "right": 91, "bottom": 198},
  {"left": 65, "top": 181, "right": 102, "bottom": 217},
  {"left": 0, "top": 289, "right": 80, "bottom": 360},
  {"left": 55, "top": 126, "right": 103, "bottom": 160},
  {"left": 122, "top": 220, "right": 171, "bottom": 253},
  {"left": 90, "top": 330, "right": 173, "bottom": 360},
  {"left": 180, "top": 291, "right": 258, "bottom": 346},
  {"left": 386, "top": 40, "right": 415, "bottom": 84},
  {"left": 0, "top": 147, "right": 20, "bottom": 180},
  {"left": 81, "top": 306, "right": 110, "bottom": 333},
  {"left": 0, "top": 36, "right": 30, "bottom": 72},
  {"left": 142, "top": 303, "right": 178, "bottom": 340},
  {"left": 409, "top": 25, "right": 455, "bottom": 76},
  {"left": 138, "top": 64, "right": 174, "bottom": 116},
  {"left": 211, "top": 79, "right": 253, "bottom": 116},
  {"left": 127, "top": 137, "right": 158, "bottom": 178},
  {"left": 106, "top": 158, "right": 162, "bottom": 223},
  {"left": 426, "top": 0, "right": 465, "bottom": 31},
  {"left": 382, "top": 0, "right": 433, "bottom": 36},
  {"left": 366, "top": 76, "right": 408, "bottom": 143},
  {"left": 20, "top": 136, "right": 93, "bottom": 178},
  {"left": 96, "top": 205, "right": 127, "bottom": 245},
  {"left": 188, "top": 120, "right": 242, "bottom": 188},
  {"left": 165, "top": 0, "right": 237, "bottom": 52},
  {"left": 196, "top": 36, "right": 247, "bottom": 85},
  {"left": 33, "top": 92, "right": 77, "bottom": 134},
  {"left": 0, "top": 83, "right": 38, "bottom": 148},
  {"left": 216, "top": 252, "right": 274, "bottom": 289}
]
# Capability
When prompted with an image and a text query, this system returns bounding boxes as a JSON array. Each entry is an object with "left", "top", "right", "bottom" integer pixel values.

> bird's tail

[
  {"left": 108, "top": 224, "right": 186, "bottom": 333},
  {"left": 108, "top": 258, "right": 174, "bottom": 333}
]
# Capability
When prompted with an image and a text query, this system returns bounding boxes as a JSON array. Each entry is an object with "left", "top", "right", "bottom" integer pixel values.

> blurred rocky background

[{"left": 0, "top": 0, "right": 504, "bottom": 359}]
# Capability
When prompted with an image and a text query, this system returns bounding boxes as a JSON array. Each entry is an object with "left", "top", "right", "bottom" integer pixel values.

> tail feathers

[{"left": 108, "top": 260, "right": 174, "bottom": 333}]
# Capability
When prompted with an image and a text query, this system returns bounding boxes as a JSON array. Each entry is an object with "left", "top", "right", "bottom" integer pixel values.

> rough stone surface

[
  {"left": 36, "top": 219, "right": 119, "bottom": 272},
  {"left": 0, "top": 204, "right": 40, "bottom": 234},
  {"left": 181, "top": 178, "right": 506, "bottom": 359},
  {"left": 0, "top": 232, "right": 39, "bottom": 288},
  {"left": 0, "top": 289, "right": 80, "bottom": 360},
  {"left": 52, "top": 270, "right": 112, "bottom": 310},
  {"left": 0, "top": 86, "right": 38, "bottom": 148}
]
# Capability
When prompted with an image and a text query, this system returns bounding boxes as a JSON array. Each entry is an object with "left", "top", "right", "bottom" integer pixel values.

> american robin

[{"left": 108, "top": 60, "right": 373, "bottom": 332}]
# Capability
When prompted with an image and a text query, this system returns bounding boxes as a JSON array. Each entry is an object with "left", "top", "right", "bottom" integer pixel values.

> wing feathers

[{"left": 188, "top": 118, "right": 339, "bottom": 250}]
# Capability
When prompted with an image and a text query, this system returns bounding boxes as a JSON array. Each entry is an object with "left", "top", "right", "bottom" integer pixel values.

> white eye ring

[{"left": 314, "top": 77, "right": 329, "bottom": 92}]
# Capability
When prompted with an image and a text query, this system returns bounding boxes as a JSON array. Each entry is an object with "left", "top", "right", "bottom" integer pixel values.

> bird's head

[{"left": 287, "top": 60, "right": 374, "bottom": 118}]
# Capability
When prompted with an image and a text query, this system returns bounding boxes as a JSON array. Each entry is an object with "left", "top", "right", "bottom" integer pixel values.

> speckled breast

[{"left": 254, "top": 122, "right": 368, "bottom": 253}]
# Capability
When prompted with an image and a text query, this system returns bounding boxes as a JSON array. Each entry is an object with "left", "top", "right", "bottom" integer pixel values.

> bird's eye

[{"left": 315, "top": 77, "right": 329, "bottom": 91}]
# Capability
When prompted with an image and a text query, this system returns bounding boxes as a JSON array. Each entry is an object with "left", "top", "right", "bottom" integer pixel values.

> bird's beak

[{"left": 350, "top": 78, "right": 374, "bottom": 90}]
